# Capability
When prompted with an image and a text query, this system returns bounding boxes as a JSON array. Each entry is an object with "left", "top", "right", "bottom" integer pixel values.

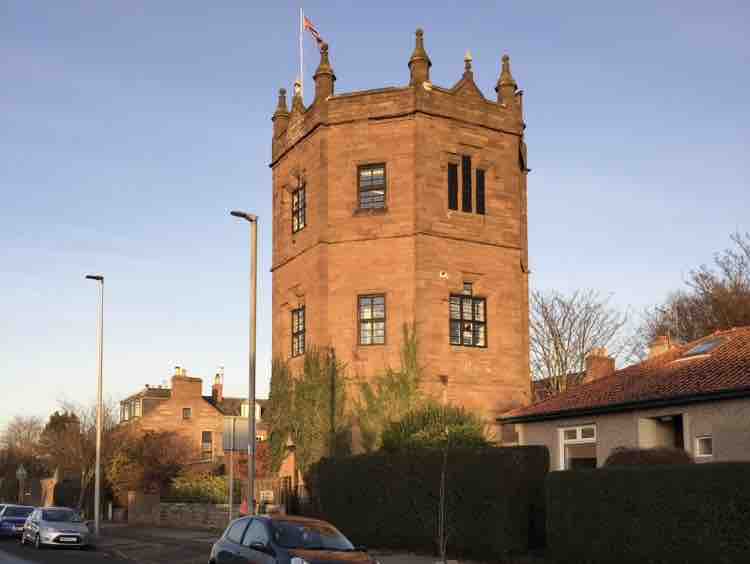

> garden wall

[
  {"left": 306, "top": 446, "right": 550, "bottom": 561},
  {"left": 547, "top": 462, "right": 750, "bottom": 564}
]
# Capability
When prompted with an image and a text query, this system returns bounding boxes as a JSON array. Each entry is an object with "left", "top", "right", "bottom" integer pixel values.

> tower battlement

[{"left": 271, "top": 29, "right": 526, "bottom": 166}]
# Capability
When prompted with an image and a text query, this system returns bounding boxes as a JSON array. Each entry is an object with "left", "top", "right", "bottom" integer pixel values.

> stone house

[
  {"left": 269, "top": 28, "right": 532, "bottom": 426},
  {"left": 119, "top": 367, "right": 267, "bottom": 464},
  {"left": 500, "top": 327, "right": 750, "bottom": 469}
]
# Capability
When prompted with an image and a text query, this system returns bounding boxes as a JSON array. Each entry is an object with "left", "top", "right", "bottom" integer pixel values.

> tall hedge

[
  {"left": 305, "top": 446, "right": 549, "bottom": 561},
  {"left": 547, "top": 463, "right": 750, "bottom": 564}
]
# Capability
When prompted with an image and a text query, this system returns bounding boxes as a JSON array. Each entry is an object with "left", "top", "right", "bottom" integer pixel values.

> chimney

[
  {"left": 584, "top": 347, "right": 615, "bottom": 383},
  {"left": 648, "top": 335, "right": 672, "bottom": 358},
  {"left": 212, "top": 368, "right": 224, "bottom": 404}
]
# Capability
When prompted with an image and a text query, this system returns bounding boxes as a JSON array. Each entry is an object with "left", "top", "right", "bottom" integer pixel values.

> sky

[{"left": 1, "top": 1, "right": 748, "bottom": 431}]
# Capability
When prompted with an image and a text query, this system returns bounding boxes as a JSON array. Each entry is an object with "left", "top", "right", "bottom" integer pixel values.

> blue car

[{"left": 0, "top": 505, "right": 35, "bottom": 538}]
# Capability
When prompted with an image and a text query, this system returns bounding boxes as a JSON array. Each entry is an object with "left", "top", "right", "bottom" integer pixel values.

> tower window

[
  {"left": 448, "top": 163, "right": 458, "bottom": 210},
  {"left": 358, "top": 164, "right": 386, "bottom": 209},
  {"left": 450, "top": 286, "right": 486, "bottom": 347},
  {"left": 182, "top": 407, "right": 192, "bottom": 420},
  {"left": 476, "top": 169, "right": 486, "bottom": 215},
  {"left": 201, "top": 431, "right": 213, "bottom": 460},
  {"left": 292, "top": 307, "right": 306, "bottom": 357},
  {"left": 359, "top": 294, "right": 386, "bottom": 345},
  {"left": 461, "top": 155, "right": 472, "bottom": 212},
  {"left": 292, "top": 186, "right": 306, "bottom": 233}
]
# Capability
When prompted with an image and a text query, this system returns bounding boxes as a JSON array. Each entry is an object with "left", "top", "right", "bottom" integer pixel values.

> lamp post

[
  {"left": 85, "top": 274, "right": 104, "bottom": 535},
  {"left": 229, "top": 210, "right": 257, "bottom": 515},
  {"left": 16, "top": 465, "right": 27, "bottom": 505}
]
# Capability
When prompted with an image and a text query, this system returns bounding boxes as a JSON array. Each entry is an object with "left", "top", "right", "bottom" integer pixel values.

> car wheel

[
  {"left": 19, "top": 533, "right": 25, "bottom": 546},
  {"left": 34, "top": 534, "right": 42, "bottom": 549}
]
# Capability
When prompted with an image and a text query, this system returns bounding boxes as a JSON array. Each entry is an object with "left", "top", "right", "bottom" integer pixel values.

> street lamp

[
  {"left": 229, "top": 210, "right": 258, "bottom": 515},
  {"left": 16, "top": 465, "right": 27, "bottom": 504},
  {"left": 85, "top": 273, "right": 104, "bottom": 536}
]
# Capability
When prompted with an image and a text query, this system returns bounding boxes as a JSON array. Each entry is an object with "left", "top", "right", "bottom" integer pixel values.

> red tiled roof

[{"left": 502, "top": 327, "right": 750, "bottom": 423}]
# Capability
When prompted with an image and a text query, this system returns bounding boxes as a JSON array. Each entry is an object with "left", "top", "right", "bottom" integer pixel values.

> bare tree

[
  {"left": 1, "top": 416, "right": 43, "bottom": 455},
  {"left": 38, "top": 401, "right": 118, "bottom": 511},
  {"left": 642, "top": 232, "right": 750, "bottom": 346},
  {"left": 530, "top": 289, "right": 634, "bottom": 398}
]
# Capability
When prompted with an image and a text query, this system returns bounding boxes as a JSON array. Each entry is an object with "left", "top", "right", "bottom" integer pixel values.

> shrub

[
  {"left": 166, "top": 472, "right": 239, "bottom": 504},
  {"left": 604, "top": 446, "right": 693, "bottom": 466},
  {"left": 546, "top": 463, "right": 750, "bottom": 564},
  {"left": 305, "top": 446, "right": 549, "bottom": 561},
  {"left": 381, "top": 403, "right": 489, "bottom": 452}
]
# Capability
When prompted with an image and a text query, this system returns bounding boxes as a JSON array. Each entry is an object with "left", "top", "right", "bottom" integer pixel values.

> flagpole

[{"left": 299, "top": 6, "right": 304, "bottom": 98}]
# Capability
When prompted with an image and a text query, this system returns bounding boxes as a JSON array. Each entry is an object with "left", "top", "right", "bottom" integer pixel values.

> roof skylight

[{"left": 682, "top": 337, "right": 727, "bottom": 358}]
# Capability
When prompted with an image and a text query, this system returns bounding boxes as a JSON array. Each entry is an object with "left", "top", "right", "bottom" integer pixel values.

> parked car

[
  {"left": 21, "top": 506, "right": 91, "bottom": 549},
  {"left": 0, "top": 505, "right": 34, "bottom": 538},
  {"left": 209, "top": 515, "right": 380, "bottom": 564}
]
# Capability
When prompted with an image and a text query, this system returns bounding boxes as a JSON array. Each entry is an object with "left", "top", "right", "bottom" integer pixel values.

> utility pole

[
  {"left": 85, "top": 274, "right": 104, "bottom": 536},
  {"left": 230, "top": 211, "right": 258, "bottom": 515}
]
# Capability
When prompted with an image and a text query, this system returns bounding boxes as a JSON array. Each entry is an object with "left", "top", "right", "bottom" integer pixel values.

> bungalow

[{"left": 500, "top": 327, "right": 750, "bottom": 470}]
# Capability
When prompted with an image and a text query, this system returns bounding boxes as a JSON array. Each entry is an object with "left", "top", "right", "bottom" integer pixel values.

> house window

[
  {"left": 121, "top": 405, "right": 128, "bottom": 422},
  {"left": 358, "top": 164, "right": 386, "bottom": 209},
  {"left": 449, "top": 286, "right": 486, "bottom": 347},
  {"left": 201, "top": 431, "right": 213, "bottom": 460},
  {"left": 476, "top": 169, "right": 486, "bottom": 215},
  {"left": 134, "top": 400, "right": 142, "bottom": 417},
  {"left": 182, "top": 407, "right": 192, "bottom": 420},
  {"left": 448, "top": 163, "right": 458, "bottom": 210},
  {"left": 560, "top": 425, "right": 597, "bottom": 470},
  {"left": 696, "top": 435, "right": 713, "bottom": 458},
  {"left": 241, "top": 403, "right": 249, "bottom": 418},
  {"left": 359, "top": 294, "right": 386, "bottom": 345},
  {"left": 292, "top": 307, "right": 305, "bottom": 357},
  {"left": 461, "top": 155, "right": 472, "bottom": 212},
  {"left": 292, "top": 186, "right": 306, "bottom": 233}
]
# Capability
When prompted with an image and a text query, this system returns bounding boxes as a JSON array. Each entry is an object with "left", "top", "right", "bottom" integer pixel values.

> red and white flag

[{"left": 303, "top": 16, "right": 324, "bottom": 48}]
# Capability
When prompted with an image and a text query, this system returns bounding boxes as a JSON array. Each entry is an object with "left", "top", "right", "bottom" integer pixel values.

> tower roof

[{"left": 496, "top": 54, "right": 517, "bottom": 92}]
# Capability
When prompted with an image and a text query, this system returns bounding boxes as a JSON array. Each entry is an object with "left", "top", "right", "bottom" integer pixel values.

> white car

[{"left": 21, "top": 506, "right": 91, "bottom": 549}]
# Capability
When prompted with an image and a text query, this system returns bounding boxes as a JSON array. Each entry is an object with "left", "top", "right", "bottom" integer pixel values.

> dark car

[
  {"left": 209, "top": 515, "right": 380, "bottom": 564},
  {"left": 0, "top": 505, "right": 34, "bottom": 538}
]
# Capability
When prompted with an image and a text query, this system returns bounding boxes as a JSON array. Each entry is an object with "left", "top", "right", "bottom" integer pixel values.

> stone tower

[{"left": 270, "top": 31, "right": 531, "bottom": 424}]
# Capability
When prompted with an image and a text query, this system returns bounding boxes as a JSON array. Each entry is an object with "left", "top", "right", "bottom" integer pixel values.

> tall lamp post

[
  {"left": 229, "top": 211, "right": 257, "bottom": 515},
  {"left": 85, "top": 274, "right": 104, "bottom": 535}
]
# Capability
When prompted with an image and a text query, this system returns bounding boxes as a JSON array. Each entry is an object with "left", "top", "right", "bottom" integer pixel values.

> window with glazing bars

[
  {"left": 449, "top": 294, "right": 487, "bottom": 347},
  {"left": 291, "top": 307, "right": 305, "bottom": 357},
  {"left": 359, "top": 295, "right": 385, "bottom": 345},
  {"left": 292, "top": 187, "right": 306, "bottom": 233},
  {"left": 358, "top": 164, "right": 386, "bottom": 209},
  {"left": 201, "top": 431, "right": 212, "bottom": 459}
]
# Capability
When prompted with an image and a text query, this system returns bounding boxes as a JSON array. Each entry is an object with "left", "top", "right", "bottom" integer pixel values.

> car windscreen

[
  {"left": 42, "top": 510, "right": 80, "bottom": 523},
  {"left": 271, "top": 520, "right": 354, "bottom": 551},
  {"left": 4, "top": 507, "right": 33, "bottom": 518}
]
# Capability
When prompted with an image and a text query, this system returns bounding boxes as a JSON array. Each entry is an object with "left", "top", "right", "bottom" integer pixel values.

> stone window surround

[
  {"left": 358, "top": 293, "right": 386, "bottom": 346},
  {"left": 355, "top": 160, "right": 388, "bottom": 212},
  {"left": 445, "top": 152, "right": 493, "bottom": 215}
]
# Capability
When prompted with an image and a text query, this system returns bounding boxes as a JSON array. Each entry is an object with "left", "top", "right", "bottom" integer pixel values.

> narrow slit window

[
  {"left": 448, "top": 163, "right": 458, "bottom": 210},
  {"left": 358, "top": 164, "right": 386, "bottom": 209},
  {"left": 461, "top": 155, "right": 472, "bottom": 212},
  {"left": 292, "top": 307, "right": 305, "bottom": 357},
  {"left": 476, "top": 169, "right": 486, "bottom": 215}
]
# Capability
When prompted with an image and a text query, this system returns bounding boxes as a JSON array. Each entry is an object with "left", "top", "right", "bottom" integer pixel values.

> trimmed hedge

[
  {"left": 547, "top": 463, "right": 750, "bottom": 564},
  {"left": 604, "top": 446, "right": 693, "bottom": 466},
  {"left": 305, "top": 446, "right": 549, "bottom": 561}
]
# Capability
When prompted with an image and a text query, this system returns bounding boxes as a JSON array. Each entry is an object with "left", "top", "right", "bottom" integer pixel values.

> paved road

[{"left": 0, "top": 539, "right": 126, "bottom": 563}]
